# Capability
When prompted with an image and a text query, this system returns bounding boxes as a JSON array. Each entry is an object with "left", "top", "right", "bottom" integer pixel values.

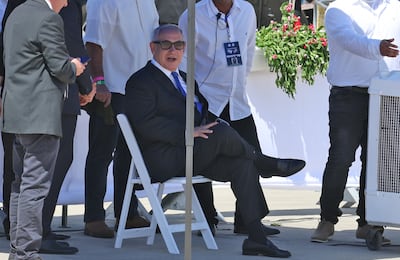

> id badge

[{"left": 224, "top": 41, "right": 243, "bottom": 67}]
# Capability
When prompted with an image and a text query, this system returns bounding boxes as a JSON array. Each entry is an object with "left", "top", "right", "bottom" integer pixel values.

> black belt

[{"left": 332, "top": 86, "right": 368, "bottom": 94}]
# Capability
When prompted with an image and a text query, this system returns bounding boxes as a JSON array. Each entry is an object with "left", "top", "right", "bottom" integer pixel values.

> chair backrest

[{"left": 116, "top": 113, "right": 152, "bottom": 187}]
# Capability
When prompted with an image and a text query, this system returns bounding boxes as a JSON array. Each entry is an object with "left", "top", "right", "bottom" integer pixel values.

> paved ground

[{"left": 0, "top": 187, "right": 400, "bottom": 260}]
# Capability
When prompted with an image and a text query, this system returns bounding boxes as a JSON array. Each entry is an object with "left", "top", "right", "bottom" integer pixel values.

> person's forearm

[{"left": 86, "top": 42, "right": 104, "bottom": 79}]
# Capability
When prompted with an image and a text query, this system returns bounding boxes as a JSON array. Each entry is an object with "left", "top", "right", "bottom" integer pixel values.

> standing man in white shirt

[
  {"left": 179, "top": 0, "right": 305, "bottom": 236},
  {"left": 311, "top": 0, "right": 400, "bottom": 243},
  {"left": 83, "top": 0, "right": 159, "bottom": 238}
]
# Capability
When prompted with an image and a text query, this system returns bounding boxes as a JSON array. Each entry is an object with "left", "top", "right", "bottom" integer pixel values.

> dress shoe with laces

[
  {"left": 84, "top": 220, "right": 114, "bottom": 238},
  {"left": 114, "top": 216, "right": 150, "bottom": 231},
  {"left": 242, "top": 238, "right": 291, "bottom": 258},
  {"left": 39, "top": 239, "right": 78, "bottom": 255},
  {"left": 234, "top": 224, "right": 280, "bottom": 236}
]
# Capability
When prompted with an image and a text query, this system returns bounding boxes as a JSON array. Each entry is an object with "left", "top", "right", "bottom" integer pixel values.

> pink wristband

[{"left": 92, "top": 76, "right": 104, "bottom": 83}]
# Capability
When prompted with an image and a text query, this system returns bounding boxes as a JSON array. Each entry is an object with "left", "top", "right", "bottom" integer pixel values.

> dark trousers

[
  {"left": 320, "top": 87, "right": 369, "bottom": 225},
  {"left": 1, "top": 132, "right": 14, "bottom": 219},
  {"left": 84, "top": 94, "right": 138, "bottom": 222},
  {"left": 194, "top": 123, "right": 269, "bottom": 226},
  {"left": 42, "top": 114, "right": 77, "bottom": 238},
  {"left": 208, "top": 104, "right": 263, "bottom": 227}
]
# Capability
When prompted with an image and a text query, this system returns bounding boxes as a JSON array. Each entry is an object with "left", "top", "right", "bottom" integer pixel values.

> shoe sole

[
  {"left": 311, "top": 235, "right": 332, "bottom": 243},
  {"left": 84, "top": 230, "right": 114, "bottom": 239},
  {"left": 243, "top": 250, "right": 291, "bottom": 258},
  {"left": 39, "top": 249, "right": 78, "bottom": 255},
  {"left": 356, "top": 237, "right": 391, "bottom": 246}
]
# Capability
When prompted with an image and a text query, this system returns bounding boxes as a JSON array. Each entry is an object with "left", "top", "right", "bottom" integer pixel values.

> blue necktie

[{"left": 171, "top": 71, "right": 203, "bottom": 113}]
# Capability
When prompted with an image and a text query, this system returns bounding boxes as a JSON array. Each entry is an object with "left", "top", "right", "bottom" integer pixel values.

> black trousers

[
  {"left": 207, "top": 104, "right": 264, "bottom": 227},
  {"left": 193, "top": 123, "right": 269, "bottom": 226},
  {"left": 320, "top": 87, "right": 369, "bottom": 225},
  {"left": 84, "top": 94, "right": 138, "bottom": 222},
  {"left": 41, "top": 115, "right": 77, "bottom": 238},
  {"left": 1, "top": 132, "right": 15, "bottom": 219}
]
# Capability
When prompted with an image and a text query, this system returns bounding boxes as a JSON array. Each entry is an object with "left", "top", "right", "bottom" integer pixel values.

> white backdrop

[
  {"left": 250, "top": 50, "right": 361, "bottom": 188},
  {"left": 0, "top": 52, "right": 362, "bottom": 205}
]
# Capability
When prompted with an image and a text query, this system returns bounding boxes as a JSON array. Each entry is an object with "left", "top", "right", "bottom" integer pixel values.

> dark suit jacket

[
  {"left": 125, "top": 61, "right": 208, "bottom": 182},
  {"left": 2, "top": 0, "right": 76, "bottom": 137},
  {"left": 0, "top": 0, "right": 26, "bottom": 79},
  {"left": 60, "top": 0, "right": 92, "bottom": 115}
]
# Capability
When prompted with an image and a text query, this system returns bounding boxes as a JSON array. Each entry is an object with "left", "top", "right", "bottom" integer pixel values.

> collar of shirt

[
  {"left": 206, "top": 0, "right": 240, "bottom": 20},
  {"left": 360, "top": 0, "right": 386, "bottom": 12},
  {"left": 151, "top": 59, "right": 184, "bottom": 90},
  {"left": 44, "top": 0, "right": 53, "bottom": 10}
]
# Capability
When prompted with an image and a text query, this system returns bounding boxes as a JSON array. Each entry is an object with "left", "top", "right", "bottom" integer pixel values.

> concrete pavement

[{"left": 0, "top": 187, "right": 399, "bottom": 260}]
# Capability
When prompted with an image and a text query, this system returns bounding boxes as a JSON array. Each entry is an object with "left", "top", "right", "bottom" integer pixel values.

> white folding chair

[{"left": 114, "top": 114, "right": 218, "bottom": 254}]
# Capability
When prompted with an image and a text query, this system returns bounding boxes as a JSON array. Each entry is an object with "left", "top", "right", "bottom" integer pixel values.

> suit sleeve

[{"left": 39, "top": 13, "right": 76, "bottom": 84}]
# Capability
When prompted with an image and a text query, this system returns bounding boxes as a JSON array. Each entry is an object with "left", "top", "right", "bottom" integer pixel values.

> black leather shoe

[
  {"left": 242, "top": 238, "right": 291, "bottom": 258},
  {"left": 39, "top": 240, "right": 78, "bottom": 255},
  {"left": 234, "top": 224, "right": 280, "bottom": 236},
  {"left": 47, "top": 232, "right": 70, "bottom": 240},
  {"left": 260, "top": 159, "right": 305, "bottom": 178}
]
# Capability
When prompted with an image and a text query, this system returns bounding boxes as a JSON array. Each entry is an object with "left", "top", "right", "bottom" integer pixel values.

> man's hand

[
  {"left": 194, "top": 122, "right": 218, "bottom": 139},
  {"left": 71, "top": 58, "right": 86, "bottom": 76},
  {"left": 79, "top": 82, "right": 97, "bottom": 106},
  {"left": 95, "top": 83, "right": 112, "bottom": 107},
  {"left": 380, "top": 38, "right": 399, "bottom": 57}
]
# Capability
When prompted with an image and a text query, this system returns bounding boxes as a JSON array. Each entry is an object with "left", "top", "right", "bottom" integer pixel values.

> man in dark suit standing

[
  {"left": 125, "top": 24, "right": 291, "bottom": 258},
  {"left": 40, "top": 0, "right": 95, "bottom": 254},
  {"left": 2, "top": 0, "right": 85, "bottom": 259}
]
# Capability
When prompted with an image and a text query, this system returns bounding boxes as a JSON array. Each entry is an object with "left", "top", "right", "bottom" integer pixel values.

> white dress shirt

[
  {"left": 325, "top": 0, "right": 400, "bottom": 87},
  {"left": 179, "top": 0, "right": 256, "bottom": 120},
  {"left": 84, "top": 0, "right": 159, "bottom": 94}
]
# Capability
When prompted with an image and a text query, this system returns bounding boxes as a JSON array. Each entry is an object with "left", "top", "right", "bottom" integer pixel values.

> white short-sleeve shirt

[{"left": 84, "top": 0, "right": 159, "bottom": 94}]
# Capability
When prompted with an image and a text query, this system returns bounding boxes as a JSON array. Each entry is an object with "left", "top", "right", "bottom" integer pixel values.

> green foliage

[{"left": 256, "top": 2, "right": 329, "bottom": 98}]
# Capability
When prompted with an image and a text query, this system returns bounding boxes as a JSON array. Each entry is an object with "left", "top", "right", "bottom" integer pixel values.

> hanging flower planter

[{"left": 256, "top": 1, "right": 329, "bottom": 98}]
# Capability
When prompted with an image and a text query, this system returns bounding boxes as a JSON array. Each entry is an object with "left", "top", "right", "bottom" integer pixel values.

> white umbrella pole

[{"left": 184, "top": 1, "right": 195, "bottom": 260}]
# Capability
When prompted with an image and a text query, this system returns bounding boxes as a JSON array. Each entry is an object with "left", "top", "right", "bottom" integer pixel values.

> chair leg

[
  {"left": 191, "top": 187, "right": 218, "bottom": 250},
  {"left": 114, "top": 169, "right": 135, "bottom": 248},
  {"left": 146, "top": 183, "right": 180, "bottom": 254}
]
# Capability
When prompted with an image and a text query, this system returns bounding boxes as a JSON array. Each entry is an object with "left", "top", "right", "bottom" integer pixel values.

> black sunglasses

[{"left": 153, "top": 40, "right": 185, "bottom": 50}]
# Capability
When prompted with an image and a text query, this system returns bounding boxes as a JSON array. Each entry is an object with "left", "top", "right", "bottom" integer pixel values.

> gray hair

[{"left": 151, "top": 24, "right": 183, "bottom": 42}]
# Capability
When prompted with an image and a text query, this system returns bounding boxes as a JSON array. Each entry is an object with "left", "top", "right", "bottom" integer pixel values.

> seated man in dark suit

[{"left": 124, "top": 24, "right": 304, "bottom": 258}]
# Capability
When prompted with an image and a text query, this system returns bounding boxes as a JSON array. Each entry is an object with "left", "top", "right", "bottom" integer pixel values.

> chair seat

[{"left": 166, "top": 175, "right": 211, "bottom": 184}]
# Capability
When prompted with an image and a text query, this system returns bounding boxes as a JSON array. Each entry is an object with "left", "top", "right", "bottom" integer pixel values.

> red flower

[
  {"left": 294, "top": 16, "right": 302, "bottom": 32},
  {"left": 320, "top": 37, "right": 327, "bottom": 47},
  {"left": 282, "top": 24, "right": 288, "bottom": 32},
  {"left": 285, "top": 3, "right": 293, "bottom": 13},
  {"left": 272, "top": 54, "right": 278, "bottom": 59}
]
